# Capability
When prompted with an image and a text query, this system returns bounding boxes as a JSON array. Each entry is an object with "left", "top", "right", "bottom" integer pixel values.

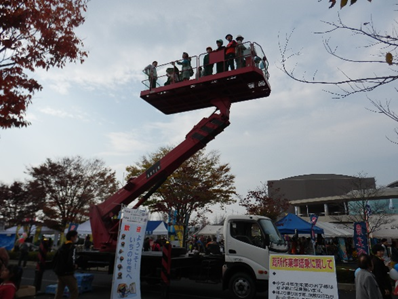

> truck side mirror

[{"left": 264, "top": 234, "right": 270, "bottom": 247}]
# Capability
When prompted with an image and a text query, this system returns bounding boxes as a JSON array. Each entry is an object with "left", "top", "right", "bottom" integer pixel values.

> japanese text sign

[
  {"left": 269, "top": 254, "right": 338, "bottom": 299},
  {"left": 111, "top": 208, "right": 148, "bottom": 299},
  {"left": 353, "top": 221, "right": 368, "bottom": 255}
]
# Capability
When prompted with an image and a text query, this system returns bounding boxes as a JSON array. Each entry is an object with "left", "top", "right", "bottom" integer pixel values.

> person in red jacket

[
  {"left": 225, "top": 34, "right": 237, "bottom": 71},
  {"left": 0, "top": 265, "right": 22, "bottom": 299}
]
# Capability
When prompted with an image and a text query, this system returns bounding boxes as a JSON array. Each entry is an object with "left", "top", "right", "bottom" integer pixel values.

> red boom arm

[{"left": 89, "top": 98, "right": 231, "bottom": 251}]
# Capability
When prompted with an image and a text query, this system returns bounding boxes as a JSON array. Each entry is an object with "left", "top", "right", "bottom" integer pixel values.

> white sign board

[
  {"left": 111, "top": 208, "right": 148, "bottom": 299},
  {"left": 268, "top": 254, "right": 338, "bottom": 299}
]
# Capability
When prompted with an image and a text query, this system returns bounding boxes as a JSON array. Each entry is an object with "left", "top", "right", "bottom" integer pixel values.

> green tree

[
  {"left": 0, "top": 0, "right": 88, "bottom": 129},
  {"left": 26, "top": 156, "right": 118, "bottom": 230},
  {"left": 125, "top": 147, "right": 236, "bottom": 245},
  {"left": 239, "top": 182, "right": 290, "bottom": 221}
]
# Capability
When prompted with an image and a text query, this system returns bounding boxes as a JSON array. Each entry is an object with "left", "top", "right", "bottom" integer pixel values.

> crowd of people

[
  {"left": 143, "top": 34, "right": 268, "bottom": 89},
  {"left": 186, "top": 235, "right": 223, "bottom": 255},
  {"left": 0, "top": 230, "right": 80, "bottom": 299},
  {"left": 143, "top": 236, "right": 168, "bottom": 252},
  {"left": 355, "top": 240, "right": 398, "bottom": 299}
]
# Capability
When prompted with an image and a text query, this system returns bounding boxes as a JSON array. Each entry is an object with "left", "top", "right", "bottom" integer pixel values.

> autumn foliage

[
  {"left": 0, "top": 181, "right": 44, "bottom": 228},
  {"left": 0, "top": 0, "right": 88, "bottom": 129},
  {"left": 240, "top": 182, "right": 290, "bottom": 221},
  {"left": 26, "top": 156, "right": 119, "bottom": 230},
  {"left": 126, "top": 147, "right": 236, "bottom": 234}
]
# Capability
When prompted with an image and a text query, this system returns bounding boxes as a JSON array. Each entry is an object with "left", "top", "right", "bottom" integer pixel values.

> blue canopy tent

[
  {"left": 0, "top": 232, "right": 16, "bottom": 250},
  {"left": 275, "top": 213, "right": 324, "bottom": 235},
  {"left": 145, "top": 221, "right": 168, "bottom": 235}
]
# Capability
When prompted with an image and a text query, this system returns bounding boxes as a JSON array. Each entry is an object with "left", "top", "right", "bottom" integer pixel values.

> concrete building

[
  {"left": 268, "top": 174, "right": 375, "bottom": 217},
  {"left": 268, "top": 174, "right": 398, "bottom": 224}
]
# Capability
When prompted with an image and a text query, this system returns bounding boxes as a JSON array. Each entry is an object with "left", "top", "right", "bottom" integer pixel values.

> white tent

[
  {"left": 67, "top": 220, "right": 169, "bottom": 236},
  {"left": 316, "top": 222, "right": 352, "bottom": 238},
  {"left": 197, "top": 225, "right": 223, "bottom": 236},
  {"left": 0, "top": 225, "right": 58, "bottom": 235},
  {"left": 77, "top": 220, "right": 92, "bottom": 235},
  {"left": 370, "top": 215, "right": 398, "bottom": 239},
  {"left": 151, "top": 221, "right": 168, "bottom": 235}
]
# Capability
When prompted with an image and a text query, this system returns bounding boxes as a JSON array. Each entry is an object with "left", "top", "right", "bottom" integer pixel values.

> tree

[
  {"left": 239, "top": 182, "right": 290, "bottom": 221},
  {"left": 332, "top": 173, "right": 392, "bottom": 236},
  {"left": 26, "top": 156, "right": 119, "bottom": 230},
  {"left": 125, "top": 147, "right": 236, "bottom": 245},
  {"left": 280, "top": 4, "right": 398, "bottom": 141},
  {"left": 0, "top": 181, "right": 43, "bottom": 229},
  {"left": 0, "top": 0, "right": 88, "bottom": 129}
]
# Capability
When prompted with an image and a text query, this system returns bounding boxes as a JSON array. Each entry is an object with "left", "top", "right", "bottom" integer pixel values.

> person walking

[
  {"left": 18, "top": 239, "right": 30, "bottom": 268},
  {"left": 53, "top": 230, "right": 79, "bottom": 299},
  {"left": 355, "top": 253, "right": 383, "bottom": 299},
  {"left": 372, "top": 244, "right": 393, "bottom": 299}
]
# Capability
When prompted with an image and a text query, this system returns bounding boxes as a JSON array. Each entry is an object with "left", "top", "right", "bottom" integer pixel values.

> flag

[
  {"left": 310, "top": 214, "right": 318, "bottom": 226},
  {"left": 309, "top": 214, "right": 318, "bottom": 241},
  {"left": 389, "top": 199, "right": 395, "bottom": 210},
  {"left": 365, "top": 201, "right": 372, "bottom": 221},
  {"left": 354, "top": 221, "right": 369, "bottom": 255}
]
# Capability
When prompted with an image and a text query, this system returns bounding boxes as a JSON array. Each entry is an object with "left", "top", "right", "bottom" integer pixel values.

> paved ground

[{"left": 16, "top": 261, "right": 361, "bottom": 299}]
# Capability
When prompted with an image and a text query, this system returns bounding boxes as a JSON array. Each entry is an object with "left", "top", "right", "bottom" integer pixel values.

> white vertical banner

[{"left": 111, "top": 208, "right": 149, "bottom": 299}]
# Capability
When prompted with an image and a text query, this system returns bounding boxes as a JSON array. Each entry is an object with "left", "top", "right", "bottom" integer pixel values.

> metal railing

[{"left": 141, "top": 42, "right": 270, "bottom": 90}]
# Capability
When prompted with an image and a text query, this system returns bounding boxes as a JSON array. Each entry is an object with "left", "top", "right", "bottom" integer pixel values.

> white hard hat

[{"left": 236, "top": 35, "right": 244, "bottom": 40}]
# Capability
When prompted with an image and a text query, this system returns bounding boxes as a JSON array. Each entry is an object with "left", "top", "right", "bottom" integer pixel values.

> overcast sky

[{"left": 1, "top": 1, "right": 397, "bottom": 220}]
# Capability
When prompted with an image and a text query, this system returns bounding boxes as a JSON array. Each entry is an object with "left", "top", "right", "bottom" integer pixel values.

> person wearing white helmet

[{"left": 235, "top": 35, "right": 246, "bottom": 69}]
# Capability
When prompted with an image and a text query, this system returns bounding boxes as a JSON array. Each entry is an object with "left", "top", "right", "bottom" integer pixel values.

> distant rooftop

[{"left": 276, "top": 174, "right": 367, "bottom": 181}]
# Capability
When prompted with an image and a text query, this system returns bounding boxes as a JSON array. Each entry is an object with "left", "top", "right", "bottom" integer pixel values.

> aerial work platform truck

[{"left": 84, "top": 41, "right": 287, "bottom": 299}]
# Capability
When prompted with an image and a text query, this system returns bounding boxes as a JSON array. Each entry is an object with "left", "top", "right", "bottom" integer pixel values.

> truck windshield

[{"left": 259, "top": 219, "right": 287, "bottom": 251}]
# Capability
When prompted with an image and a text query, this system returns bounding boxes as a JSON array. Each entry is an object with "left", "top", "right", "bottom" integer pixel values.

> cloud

[
  {"left": 38, "top": 107, "right": 91, "bottom": 122},
  {"left": 2, "top": 1, "right": 397, "bottom": 223}
]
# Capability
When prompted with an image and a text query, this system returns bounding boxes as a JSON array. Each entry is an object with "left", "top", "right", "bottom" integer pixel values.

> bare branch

[{"left": 279, "top": 14, "right": 398, "bottom": 98}]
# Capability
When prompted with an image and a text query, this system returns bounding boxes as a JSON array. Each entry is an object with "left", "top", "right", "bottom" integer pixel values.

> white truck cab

[{"left": 222, "top": 215, "right": 288, "bottom": 299}]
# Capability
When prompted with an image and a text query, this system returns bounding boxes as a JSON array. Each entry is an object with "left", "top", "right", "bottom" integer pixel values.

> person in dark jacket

[
  {"left": 53, "top": 230, "right": 78, "bottom": 299},
  {"left": 391, "top": 241, "right": 398, "bottom": 265},
  {"left": 372, "top": 244, "right": 392, "bottom": 299},
  {"left": 203, "top": 47, "right": 214, "bottom": 76},
  {"left": 215, "top": 39, "right": 225, "bottom": 74},
  {"left": 18, "top": 238, "right": 31, "bottom": 268}
]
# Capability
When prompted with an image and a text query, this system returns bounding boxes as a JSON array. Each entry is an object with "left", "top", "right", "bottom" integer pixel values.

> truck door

[{"left": 225, "top": 220, "right": 269, "bottom": 279}]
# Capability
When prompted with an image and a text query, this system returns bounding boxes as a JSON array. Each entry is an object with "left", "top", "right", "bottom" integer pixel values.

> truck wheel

[{"left": 228, "top": 272, "right": 256, "bottom": 299}]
